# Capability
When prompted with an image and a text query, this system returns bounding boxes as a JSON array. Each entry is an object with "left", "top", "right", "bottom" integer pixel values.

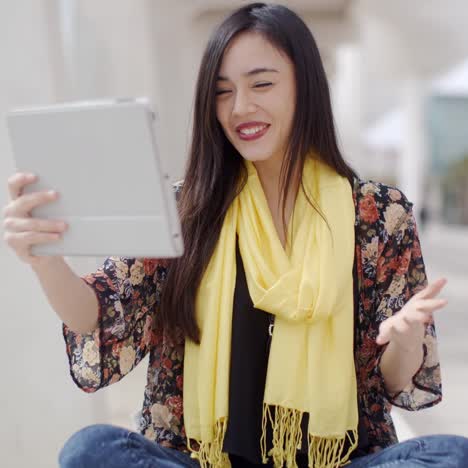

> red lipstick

[{"left": 236, "top": 122, "right": 270, "bottom": 141}]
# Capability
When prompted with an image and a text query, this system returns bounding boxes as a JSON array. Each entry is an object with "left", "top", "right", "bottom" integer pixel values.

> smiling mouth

[{"left": 236, "top": 124, "right": 270, "bottom": 141}]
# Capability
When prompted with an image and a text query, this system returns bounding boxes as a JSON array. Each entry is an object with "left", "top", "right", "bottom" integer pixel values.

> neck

[
  {"left": 252, "top": 156, "right": 300, "bottom": 208},
  {"left": 252, "top": 156, "right": 301, "bottom": 248},
  {"left": 253, "top": 159, "right": 281, "bottom": 201}
]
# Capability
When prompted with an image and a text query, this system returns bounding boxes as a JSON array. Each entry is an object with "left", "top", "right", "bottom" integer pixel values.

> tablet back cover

[{"left": 7, "top": 100, "right": 183, "bottom": 258}]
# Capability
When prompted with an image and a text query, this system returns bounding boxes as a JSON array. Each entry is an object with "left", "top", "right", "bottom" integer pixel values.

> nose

[{"left": 232, "top": 90, "right": 257, "bottom": 117}]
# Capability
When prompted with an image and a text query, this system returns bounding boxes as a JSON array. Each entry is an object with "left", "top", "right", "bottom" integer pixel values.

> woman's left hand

[{"left": 376, "top": 278, "right": 448, "bottom": 352}]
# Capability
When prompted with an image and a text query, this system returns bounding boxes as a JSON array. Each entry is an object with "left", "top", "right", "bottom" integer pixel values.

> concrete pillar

[
  {"left": 399, "top": 77, "right": 429, "bottom": 220},
  {"left": 355, "top": 8, "right": 429, "bottom": 216},
  {"left": 0, "top": 2, "right": 109, "bottom": 467},
  {"left": 52, "top": 0, "right": 162, "bottom": 440},
  {"left": 332, "top": 43, "right": 364, "bottom": 174},
  {"left": 146, "top": 1, "right": 196, "bottom": 180}
]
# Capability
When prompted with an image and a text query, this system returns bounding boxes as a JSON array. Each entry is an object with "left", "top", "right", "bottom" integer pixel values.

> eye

[
  {"left": 254, "top": 82, "right": 273, "bottom": 89},
  {"left": 215, "top": 89, "right": 232, "bottom": 96}
]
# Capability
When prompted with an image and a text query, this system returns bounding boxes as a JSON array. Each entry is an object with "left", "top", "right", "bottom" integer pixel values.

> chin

[{"left": 237, "top": 150, "right": 274, "bottom": 162}]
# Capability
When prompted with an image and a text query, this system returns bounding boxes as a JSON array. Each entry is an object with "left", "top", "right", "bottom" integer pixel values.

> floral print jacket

[{"left": 63, "top": 178, "right": 442, "bottom": 454}]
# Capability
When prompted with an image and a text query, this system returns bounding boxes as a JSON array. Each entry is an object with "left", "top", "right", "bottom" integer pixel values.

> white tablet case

[{"left": 6, "top": 99, "right": 184, "bottom": 258}]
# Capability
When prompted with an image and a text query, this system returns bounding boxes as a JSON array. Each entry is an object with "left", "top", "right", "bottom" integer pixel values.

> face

[{"left": 215, "top": 32, "right": 296, "bottom": 167}]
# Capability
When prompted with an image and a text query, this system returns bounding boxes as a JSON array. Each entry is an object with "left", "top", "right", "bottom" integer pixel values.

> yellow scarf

[{"left": 184, "top": 157, "right": 358, "bottom": 467}]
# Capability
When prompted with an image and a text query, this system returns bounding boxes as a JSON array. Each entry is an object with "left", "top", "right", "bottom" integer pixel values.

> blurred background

[{"left": 1, "top": 1, "right": 467, "bottom": 467}]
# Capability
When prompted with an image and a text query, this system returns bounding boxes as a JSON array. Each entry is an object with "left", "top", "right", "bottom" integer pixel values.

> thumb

[{"left": 376, "top": 320, "right": 394, "bottom": 345}]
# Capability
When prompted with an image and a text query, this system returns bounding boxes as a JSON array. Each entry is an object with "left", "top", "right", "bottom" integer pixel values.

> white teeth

[{"left": 239, "top": 125, "right": 267, "bottom": 136}]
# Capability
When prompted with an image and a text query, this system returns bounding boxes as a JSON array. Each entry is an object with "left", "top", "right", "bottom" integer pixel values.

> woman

[{"left": 3, "top": 3, "right": 468, "bottom": 467}]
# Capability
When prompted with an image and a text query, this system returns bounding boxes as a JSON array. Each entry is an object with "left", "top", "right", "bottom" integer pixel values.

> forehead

[{"left": 219, "top": 31, "right": 293, "bottom": 77}]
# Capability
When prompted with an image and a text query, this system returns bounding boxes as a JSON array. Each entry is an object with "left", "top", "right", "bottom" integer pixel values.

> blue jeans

[{"left": 59, "top": 424, "right": 468, "bottom": 467}]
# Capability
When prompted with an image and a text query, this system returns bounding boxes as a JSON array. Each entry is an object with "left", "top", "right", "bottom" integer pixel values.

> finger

[
  {"left": 7, "top": 173, "right": 37, "bottom": 200},
  {"left": 415, "top": 278, "right": 448, "bottom": 300},
  {"left": 376, "top": 333, "right": 390, "bottom": 346},
  {"left": 3, "top": 217, "right": 67, "bottom": 233},
  {"left": 4, "top": 231, "right": 62, "bottom": 252},
  {"left": 3, "top": 190, "right": 58, "bottom": 218},
  {"left": 376, "top": 321, "right": 394, "bottom": 345},
  {"left": 402, "top": 310, "right": 434, "bottom": 325},
  {"left": 419, "top": 278, "right": 447, "bottom": 299},
  {"left": 414, "top": 298, "right": 448, "bottom": 313}
]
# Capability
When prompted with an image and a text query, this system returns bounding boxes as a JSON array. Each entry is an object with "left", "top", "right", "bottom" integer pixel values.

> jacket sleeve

[
  {"left": 374, "top": 204, "right": 442, "bottom": 410},
  {"left": 62, "top": 257, "right": 165, "bottom": 392}
]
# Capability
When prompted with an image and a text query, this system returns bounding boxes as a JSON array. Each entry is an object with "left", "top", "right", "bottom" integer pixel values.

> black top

[{"left": 223, "top": 240, "right": 369, "bottom": 466}]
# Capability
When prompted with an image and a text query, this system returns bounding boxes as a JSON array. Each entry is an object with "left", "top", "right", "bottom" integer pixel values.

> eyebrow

[{"left": 217, "top": 67, "right": 279, "bottom": 81}]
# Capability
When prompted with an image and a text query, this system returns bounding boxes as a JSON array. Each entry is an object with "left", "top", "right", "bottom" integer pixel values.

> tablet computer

[{"left": 6, "top": 98, "right": 184, "bottom": 258}]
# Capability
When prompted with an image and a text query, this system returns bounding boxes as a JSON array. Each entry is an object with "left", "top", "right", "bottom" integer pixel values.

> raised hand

[
  {"left": 376, "top": 278, "right": 448, "bottom": 351},
  {"left": 3, "top": 172, "right": 67, "bottom": 266}
]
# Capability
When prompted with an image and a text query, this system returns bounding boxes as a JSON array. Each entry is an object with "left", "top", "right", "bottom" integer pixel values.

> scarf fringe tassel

[
  {"left": 188, "top": 419, "right": 230, "bottom": 468},
  {"left": 189, "top": 407, "right": 358, "bottom": 468},
  {"left": 261, "top": 404, "right": 358, "bottom": 468}
]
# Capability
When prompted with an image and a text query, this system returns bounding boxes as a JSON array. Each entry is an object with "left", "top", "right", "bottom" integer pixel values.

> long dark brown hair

[{"left": 157, "top": 2, "right": 357, "bottom": 343}]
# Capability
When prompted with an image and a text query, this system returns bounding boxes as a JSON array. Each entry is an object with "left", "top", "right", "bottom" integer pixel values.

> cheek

[
  {"left": 215, "top": 98, "right": 231, "bottom": 121},
  {"left": 216, "top": 106, "right": 231, "bottom": 135},
  {"left": 278, "top": 99, "right": 295, "bottom": 135},
  {"left": 262, "top": 91, "right": 295, "bottom": 130},
  {"left": 276, "top": 80, "right": 296, "bottom": 121}
]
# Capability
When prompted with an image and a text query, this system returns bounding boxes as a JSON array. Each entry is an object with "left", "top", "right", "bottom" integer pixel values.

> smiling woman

[{"left": 6, "top": 2, "right": 463, "bottom": 468}]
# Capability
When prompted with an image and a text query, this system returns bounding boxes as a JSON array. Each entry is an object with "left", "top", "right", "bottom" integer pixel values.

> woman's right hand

[{"left": 3, "top": 172, "right": 68, "bottom": 267}]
